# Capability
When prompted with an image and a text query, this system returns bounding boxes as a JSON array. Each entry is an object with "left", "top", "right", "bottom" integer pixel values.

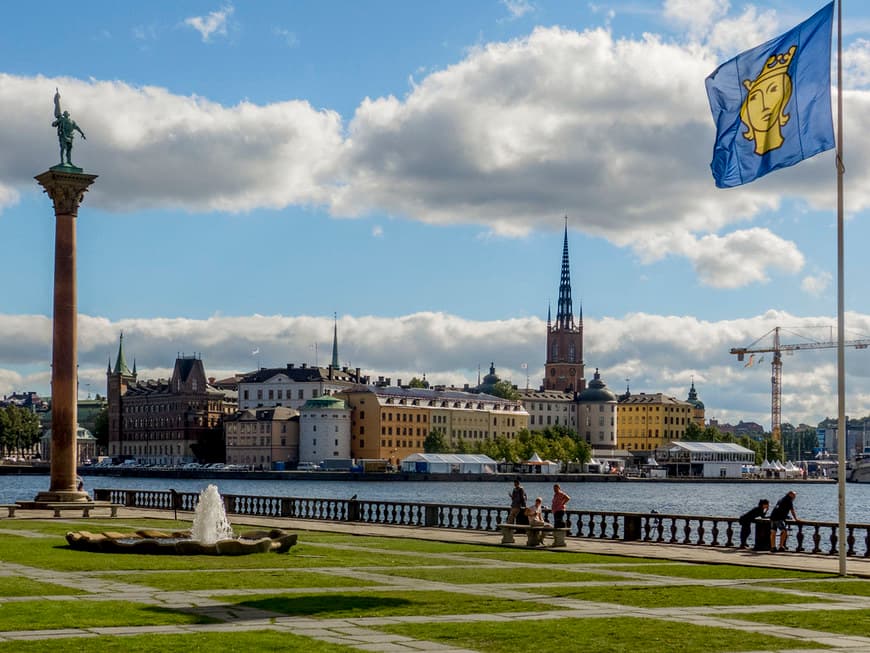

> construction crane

[{"left": 731, "top": 327, "right": 870, "bottom": 442}]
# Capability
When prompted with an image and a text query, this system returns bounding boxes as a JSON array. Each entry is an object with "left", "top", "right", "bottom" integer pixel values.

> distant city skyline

[{"left": 3, "top": 1, "right": 870, "bottom": 430}]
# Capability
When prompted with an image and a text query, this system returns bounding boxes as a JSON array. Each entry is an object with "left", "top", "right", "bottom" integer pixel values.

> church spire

[
  {"left": 556, "top": 217, "right": 575, "bottom": 330},
  {"left": 331, "top": 313, "right": 339, "bottom": 369},
  {"left": 113, "top": 332, "right": 132, "bottom": 377}
]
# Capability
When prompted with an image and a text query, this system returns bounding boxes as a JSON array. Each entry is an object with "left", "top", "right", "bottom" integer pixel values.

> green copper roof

[
  {"left": 302, "top": 395, "right": 346, "bottom": 410},
  {"left": 113, "top": 332, "right": 133, "bottom": 377}
]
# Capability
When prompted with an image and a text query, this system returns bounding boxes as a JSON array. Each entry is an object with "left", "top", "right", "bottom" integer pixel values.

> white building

[
  {"left": 238, "top": 364, "right": 364, "bottom": 410},
  {"left": 654, "top": 441, "right": 755, "bottom": 478},
  {"left": 577, "top": 369, "right": 618, "bottom": 450},
  {"left": 517, "top": 388, "right": 576, "bottom": 431},
  {"left": 298, "top": 394, "right": 352, "bottom": 465}
]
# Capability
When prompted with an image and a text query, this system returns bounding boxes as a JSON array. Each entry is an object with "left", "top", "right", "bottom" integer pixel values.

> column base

[{"left": 32, "top": 491, "right": 91, "bottom": 504}]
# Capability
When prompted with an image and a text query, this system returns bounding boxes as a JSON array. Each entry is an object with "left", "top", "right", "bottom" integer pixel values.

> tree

[
  {"left": 0, "top": 405, "right": 40, "bottom": 456},
  {"left": 489, "top": 380, "right": 519, "bottom": 400},
  {"left": 408, "top": 377, "right": 428, "bottom": 389},
  {"left": 423, "top": 429, "right": 449, "bottom": 453},
  {"left": 683, "top": 422, "right": 704, "bottom": 441},
  {"left": 92, "top": 406, "right": 109, "bottom": 450}
]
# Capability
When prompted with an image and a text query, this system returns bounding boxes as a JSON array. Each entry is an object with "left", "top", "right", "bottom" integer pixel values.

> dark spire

[
  {"left": 106, "top": 358, "right": 111, "bottom": 374},
  {"left": 113, "top": 332, "right": 132, "bottom": 377},
  {"left": 547, "top": 304, "right": 551, "bottom": 328},
  {"left": 133, "top": 358, "right": 137, "bottom": 376},
  {"left": 556, "top": 217, "right": 575, "bottom": 330},
  {"left": 331, "top": 313, "right": 339, "bottom": 369}
]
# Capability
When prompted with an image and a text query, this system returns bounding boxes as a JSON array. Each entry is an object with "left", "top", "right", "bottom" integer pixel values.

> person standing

[
  {"left": 770, "top": 490, "right": 799, "bottom": 552},
  {"left": 551, "top": 484, "right": 571, "bottom": 529},
  {"left": 737, "top": 498, "right": 769, "bottom": 549},
  {"left": 507, "top": 478, "right": 527, "bottom": 524}
]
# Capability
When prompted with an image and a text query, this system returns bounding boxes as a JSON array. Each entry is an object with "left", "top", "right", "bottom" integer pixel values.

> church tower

[
  {"left": 544, "top": 220, "right": 585, "bottom": 394},
  {"left": 106, "top": 332, "right": 136, "bottom": 457}
]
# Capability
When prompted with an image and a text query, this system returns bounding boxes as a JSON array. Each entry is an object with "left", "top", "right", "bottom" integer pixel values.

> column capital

[{"left": 35, "top": 169, "right": 98, "bottom": 217}]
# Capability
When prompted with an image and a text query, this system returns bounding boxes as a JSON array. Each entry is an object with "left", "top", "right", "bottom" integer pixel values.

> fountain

[
  {"left": 190, "top": 484, "right": 234, "bottom": 544},
  {"left": 65, "top": 484, "right": 297, "bottom": 555}
]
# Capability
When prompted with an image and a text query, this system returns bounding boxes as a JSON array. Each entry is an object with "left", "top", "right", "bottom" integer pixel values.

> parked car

[{"left": 296, "top": 462, "right": 321, "bottom": 471}]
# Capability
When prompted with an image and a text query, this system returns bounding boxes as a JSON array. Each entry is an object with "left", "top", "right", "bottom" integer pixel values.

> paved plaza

[{"left": 1, "top": 506, "right": 870, "bottom": 652}]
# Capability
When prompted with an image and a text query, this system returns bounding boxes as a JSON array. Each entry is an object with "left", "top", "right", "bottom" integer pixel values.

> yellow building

[
  {"left": 339, "top": 386, "right": 529, "bottom": 465},
  {"left": 617, "top": 392, "right": 695, "bottom": 453}
]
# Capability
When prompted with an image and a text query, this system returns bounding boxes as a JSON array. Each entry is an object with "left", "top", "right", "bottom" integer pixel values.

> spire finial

[
  {"left": 555, "top": 217, "right": 574, "bottom": 330},
  {"left": 113, "top": 331, "right": 132, "bottom": 377},
  {"left": 331, "top": 312, "right": 339, "bottom": 369}
]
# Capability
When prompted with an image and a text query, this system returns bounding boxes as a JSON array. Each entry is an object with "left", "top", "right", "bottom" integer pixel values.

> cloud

[
  {"left": 844, "top": 39, "right": 870, "bottom": 90},
  {"left": 0, "top": 75, "right": 344, "bottom": 214},
  {"left": 372, "top": 225, "right": 384, "bottom": 238},
  {"left": 273, "top": 27, "right": 299, "bottom": 48},
  {"left": 501, "top": 0, "right": 534, "bottom": 19},
  {"left": 2, "top": 309, "right": 868, "bottom": 429},
  {"left": 184, "top": 4, "right": 234, "bottom": 42},
  {"left": 3, "top": 23, "right": 869, "bottom": 285},
  {"left": 663, "top": 0, "right": 729, "bottom": 41},
  {"left": 801, "top": 270, "right": 833, "bottom": 297}
]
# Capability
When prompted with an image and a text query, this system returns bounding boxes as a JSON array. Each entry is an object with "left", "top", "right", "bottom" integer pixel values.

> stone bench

[
  {"left": 42, "top": 502, "right": 122, "bottom": 518},
  {"left": 498, "top": 523, "right": 568, "bottom": 547},
  {"left": 0, "top": 504, "right": 18, "bottom": 518}
]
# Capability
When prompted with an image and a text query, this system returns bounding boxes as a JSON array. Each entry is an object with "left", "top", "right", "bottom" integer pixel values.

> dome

[
  {"left": 477, "top": 362, "right": 501, "bottom": 394},
  {"left": 578, "top": 369, "right": 616, "bottom": 402},
  {"left": 301, "top": 395, "right": 346, "bottom": 410},
  {"left": 687, "top": 381, "right": 705, "bottom": 409}
]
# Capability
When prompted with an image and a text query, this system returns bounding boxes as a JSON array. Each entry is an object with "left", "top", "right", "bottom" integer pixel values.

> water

[
  {"left": 3, "top": 474, "right": 870, "bottom": 524},
  {"left": 189, "top": 484, "right": 234, "bottom": 544}
]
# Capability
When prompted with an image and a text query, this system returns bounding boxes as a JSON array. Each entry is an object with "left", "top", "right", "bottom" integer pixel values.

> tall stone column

[{"left": 34, "top": 168, "right": 97, "bottom": 503}]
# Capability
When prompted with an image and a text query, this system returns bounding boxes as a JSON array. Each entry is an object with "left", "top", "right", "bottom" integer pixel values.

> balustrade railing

[{"left": 94, "top": 488, "right": 870, "bottom": 558}]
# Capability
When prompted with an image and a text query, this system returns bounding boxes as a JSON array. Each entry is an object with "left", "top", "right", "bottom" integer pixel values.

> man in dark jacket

[
  {"left": 738, "top": 498, "right": 769, "bottom": 549},
  {"left": 508, "top": 479, "right": 527, "bottom": 524},
  {"left": 769, "top": 490, "right": 799, "bottom": 552}
]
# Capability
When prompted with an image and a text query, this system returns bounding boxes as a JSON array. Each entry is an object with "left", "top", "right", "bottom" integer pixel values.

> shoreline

[{"left": 0, "top": 464, "right": 837, "bottom": 484}]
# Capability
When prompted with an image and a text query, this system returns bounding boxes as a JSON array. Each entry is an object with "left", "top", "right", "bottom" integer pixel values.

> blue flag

[{"left": 706, "top": 2, "right": 834, "bottom": 188}]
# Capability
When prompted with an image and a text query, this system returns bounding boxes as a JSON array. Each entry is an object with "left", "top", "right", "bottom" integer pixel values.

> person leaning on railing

[{"left": 737, "top": 498, "right": 769, "bottom": 549}]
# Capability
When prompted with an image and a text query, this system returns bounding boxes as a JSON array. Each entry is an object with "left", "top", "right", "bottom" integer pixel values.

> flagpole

[{"left": 836, "top": 0, "right": 847, "bottom": 577}]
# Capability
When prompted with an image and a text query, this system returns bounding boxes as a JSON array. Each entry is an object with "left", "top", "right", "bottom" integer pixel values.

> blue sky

[{"left": 3, "top": 0, "right": 870, "bottom": 432}]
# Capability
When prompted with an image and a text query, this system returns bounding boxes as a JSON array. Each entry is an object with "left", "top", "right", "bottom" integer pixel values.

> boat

[{"left": 847, "top": 447, "right": 870, "bottom": 483}]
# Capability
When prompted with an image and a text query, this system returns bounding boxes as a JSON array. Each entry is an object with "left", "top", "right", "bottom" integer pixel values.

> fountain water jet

[{"left": 190, "top": 484, "right": 234, "bottom": 544}]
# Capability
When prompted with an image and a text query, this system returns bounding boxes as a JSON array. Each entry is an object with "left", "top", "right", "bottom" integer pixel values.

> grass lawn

[
  {"left": 0, "top": 577, "right": 84, "bottom": 596},
  {"left": 0, "top": 599, "right": 218, "bottom": 631},
  {"left": 295, "top": 531, "right": 499, "bottom": 553},
  {"left": 617, "top": 563, "right": 834, "bottom": 580},
  {"left": 374, "top": 565, "right": 620, "bottom": 584},
  {"left": 770, "top": 578, "right": 870, "bottom": 597},
  {"left": 534, "top": 584, "right": 834, "bottom": 608},
  {"left": 104, "top": 569, "right": 379, "bottom": 591},
  {"left": 220, "top": 589, "right": 558, "bottom": 618},
  {"left": 376, "top": 616, "right": 827, "bottom": 653},
  {"left": 459, "top": 549, "right": 660, "bottom": 564},
  {"left": 0, "top": 534, "right": 463, "bottom": 572},
  {"left": 0, "top": 630, "right": 358, "bottom": 652},
  {"left": 719, "top": 607, "right": 870, "bottom": 638}
]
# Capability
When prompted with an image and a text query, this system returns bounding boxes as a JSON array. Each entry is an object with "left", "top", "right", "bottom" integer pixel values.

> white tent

[{"left": 400, "top": 453, "right": 497, "bottom": 474}]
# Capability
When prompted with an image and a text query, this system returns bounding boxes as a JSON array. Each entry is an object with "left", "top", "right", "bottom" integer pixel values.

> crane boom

[{"left": 730, "top": 326, "right": 870, "bottom": 442}]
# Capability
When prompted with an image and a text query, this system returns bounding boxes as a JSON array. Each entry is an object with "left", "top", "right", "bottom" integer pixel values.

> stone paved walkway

[{"left": 1, "top": 507, "right": 869, "bottom": 652}]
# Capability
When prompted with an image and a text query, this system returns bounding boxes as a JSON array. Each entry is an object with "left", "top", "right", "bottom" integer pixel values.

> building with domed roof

[
  {"left": 299, "top": 394, "right": 351, "bottom": 465},
  {"left": 686, "top": 380, "right": 706, "bottom": 427},
  {"left": 577, "top": 369, "right": 618, "bottom": 450}
]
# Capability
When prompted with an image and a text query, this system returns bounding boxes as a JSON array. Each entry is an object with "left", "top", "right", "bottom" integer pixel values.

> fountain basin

[{"left": 65, "top": 528, "right": 298, "bottom": 555}]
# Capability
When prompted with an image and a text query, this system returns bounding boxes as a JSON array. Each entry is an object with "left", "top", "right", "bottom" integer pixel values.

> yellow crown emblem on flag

[{"left": 749, "top": 45, "right": 797, "bottom": 88}]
